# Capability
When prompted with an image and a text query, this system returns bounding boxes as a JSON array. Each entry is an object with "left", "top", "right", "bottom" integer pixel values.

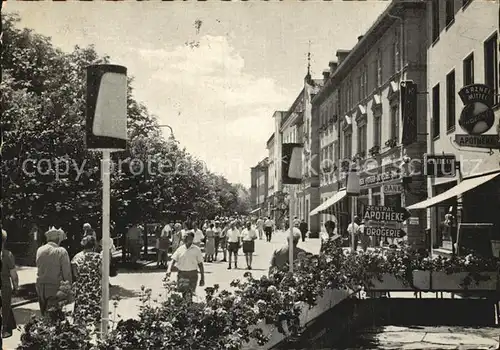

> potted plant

[
  {"left": 369, "top": 145, "right": 380, "bottom": 157},
  {"left": 385, "top": 138, "right": 398, "bottom": 148}
]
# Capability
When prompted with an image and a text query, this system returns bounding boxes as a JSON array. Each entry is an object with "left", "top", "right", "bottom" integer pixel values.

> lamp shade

[
  {"left": 281, "top": 143, "right": 303, "bottom": 185},
  {"left": 86, "top": 64, "right": 128, "bottom": 151},
  {"left": 346, "top": 169, "right": 360, "bottom": 196}
]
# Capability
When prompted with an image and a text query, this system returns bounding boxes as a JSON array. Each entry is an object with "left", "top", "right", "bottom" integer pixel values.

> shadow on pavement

[
  {"left": 110, "top": 284, "right": 142, "bottom": 299},
  {"left": 13, "top": 307, "right": 42, "bottom": 327}
]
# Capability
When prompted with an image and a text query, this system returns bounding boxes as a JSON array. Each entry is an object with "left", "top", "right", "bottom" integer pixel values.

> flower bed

[{"left": 17, "top": 242, "right": 500, "bottom": 350}]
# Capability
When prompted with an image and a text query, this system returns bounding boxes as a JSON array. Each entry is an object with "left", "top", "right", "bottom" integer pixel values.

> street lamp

[{"left": 158, "top": 124, "right": 175, "bottom": 139}]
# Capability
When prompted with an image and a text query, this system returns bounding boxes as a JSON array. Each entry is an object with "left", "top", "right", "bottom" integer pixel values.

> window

[
  {"left": 446, "top": 70, "right": 456, "bottom": 131},
  {"left": 484, "top": 33, "right": 499, "bottom": 105},
  {"left": 344, "top": 132, "right": 352, "bottom": 159},
  {"left": 432, "top": 0, "right": 440, "bottom": 42},
  {"left": 375, "top": 50, "right": 382, "bottom": 86},
  {"left": 363, "top": 65, "right": 368, "bottom": 96},
  {"left": 390, "top": 105, "right": 399, "bottom": 142},
  {"left": 357, "top": 124, "right": 367, "bottom": 156},
  {"left": 445, "top": 0, "right": 454, "bottom": 27},
  {"left": 463, "top": 53, "right": 474, "bottom": 85},
  {"left": 393, "top": 35, "right": 400, "bottom": 73},
  {"left": 374, "top": 115, "right": 381, "bottom": 147},
  {"left": 432, "top": 84, "right": 440, "bottom": 138},
  {"left": 358, "top": 74, "right": 363, "bottom": 101}
]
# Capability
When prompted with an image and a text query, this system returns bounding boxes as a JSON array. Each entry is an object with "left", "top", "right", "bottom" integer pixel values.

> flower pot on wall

[
  {"left": 412, "top": 270, "right": 431, "bottom": 291},
  {"left": 431, "top": 272, "right": 498, "bottom": 291},
  {"left": 369, "top": 273, "right": 413, "bottom": 291}
]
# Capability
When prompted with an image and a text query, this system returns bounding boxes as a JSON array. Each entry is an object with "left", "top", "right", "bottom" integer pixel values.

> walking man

[
  {"left": 241, "top": 221, "right": 258, "bottom": 270},
  {"left": 168, "top": 231, "right": 205, "bottom": 299},
  {"left": 348, "top": 216, "right": 361, "bottom": 252},
  {"left": 36, "top": 227, "right": 72, "bottom": 315},
  {"left": 226, "top": 221, "right": 241, "bottom": 270},
  {"left": 264, "top": 217, "right": 274, "bottom": 242},
  {"left": 299, "top": 219, "right": 308, "bottom": 242},
  {"left": 256, "top": 217, "right": 264, "bottom": 240},
  {"left": 157, "top": 221, "right": 171, "bottom": 268},
  {"left": 127, "top": 223, "right": 143, "bottom": 264}
]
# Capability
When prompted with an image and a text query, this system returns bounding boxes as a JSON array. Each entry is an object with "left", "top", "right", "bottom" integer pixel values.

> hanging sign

[
  {"left": 363, "top": 205, "right": 411, "bottom": 223},
  {"left": 382, "top": 183, "right": 403, "bottom": 194},
  {"left": 281, "top": 143, "right": 303, "bottom": 185},
  {"left": 458, "top": 84, "right": 495, "bottom": 135},
  {"left": 455, "top": 134, "right": 500, "bottom": 149}
]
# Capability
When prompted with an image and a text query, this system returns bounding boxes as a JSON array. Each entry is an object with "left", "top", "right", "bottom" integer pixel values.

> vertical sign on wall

[{"left": 400, "top": 80, "right": 418, "bottom": 146}]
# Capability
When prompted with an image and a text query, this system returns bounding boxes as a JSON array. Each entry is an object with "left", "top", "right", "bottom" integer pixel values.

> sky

[{"left": 5, "top": 0, "right": 389, "bottom": 187}]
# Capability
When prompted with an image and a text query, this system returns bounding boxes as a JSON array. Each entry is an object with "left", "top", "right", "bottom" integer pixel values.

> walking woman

[
  {"left": 241, "top": 222, "right": 258, "bottom": 270},
  {"left": 171, "top": 223, "right": 183, "bottom": 253},
  {"left": 2, "top": 229, "right": 19, "bottom": 339},
  {"left": 204, "top": 223, "right": 216, "bottom": 262},
  {"left": 71, "top": 235, "right": 102, "bottom": 327},
  {"left": 219, "top": 221, "right": 229, "bottom": 262},
  {"left": 213, "top": 221, "right": 221, "bottom": 261}
]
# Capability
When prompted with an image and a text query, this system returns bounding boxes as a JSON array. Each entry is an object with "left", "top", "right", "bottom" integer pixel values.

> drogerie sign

[{"left": 363, "top": 205, "right": 411, "bottom": 223}]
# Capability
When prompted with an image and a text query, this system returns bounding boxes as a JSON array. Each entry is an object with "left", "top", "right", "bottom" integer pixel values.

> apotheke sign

[{"left": 458, "top": 84, "right": 495, "bottom": 135}]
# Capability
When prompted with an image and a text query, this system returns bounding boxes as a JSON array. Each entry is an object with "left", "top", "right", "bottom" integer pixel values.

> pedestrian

[
  {"left": 226, "top": 221, "right": 241, "bottom": 270},
  {"left": 171, "top": 223, "right": 183, "bottom": 252},
  {"left": 126, "top": 223, "right": 143, "bottom": 264},
  {"left": 204, "top": 223, "right": 216, "bottom": 262},
  {"left": 264, "top": 217, "right": 274, "bottom": 242},
  {"left": 219, "top": 221, "right": 228, "bottom": 262},
  {"left": 241, "top": 221, "right": 258, "bottom": 270},
  {"left": 71, "top": 235, "right": 102, "bottom": 326},
  {"left": 348, "top": 216, "right": 361, "bottom": 252},
  {"left": 293, "top": 216, "right": 301, "bottom": 228},
  {"left": 36, "top": 227, "right": 72, "bottom": 315},
  {"left": 2, "top": 229, "right": 19, "bottom": 339},
  {"left": 256, "top": 217, "right": 264, "bottom": 240},
  {"left": 269, "top": 230, "right": 306, "bottom": 275},
  {"left": 28, "top": 223, "right": 39, "bottom": 266},
  {"left": 192, "top": 222, "right": 205, "bottom": 248},
  {"left": 299, "top": 219, "right": 308, "bottom": 242},
  {"left": 168, "top": 231, "right": 205, "bottom": 299},
  {"left": 320, "top": 220, "right": 342, "bottom": 253},
  {"left": 358, "top": 219, "right": 370, "bottom": 252},
  {"left": 157, "top": 221, "right": 171, "bottom": 268},
  {"left": 214, "top": 220, "right": 221, "bottom": 261}
]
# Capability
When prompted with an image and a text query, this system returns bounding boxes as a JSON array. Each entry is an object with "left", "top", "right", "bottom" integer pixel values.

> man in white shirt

[
  {"left": 347, "top": 216, "right": 361, "bottom": 252},
  {"left": 157, "top": 221, "right": 172, "bottom": 268},
  {"left": 241, "top": 221, "right": 258, "bottom": 270},
  {"left": 226, "top": 221, "right": 241, "bottom": 270},
  {"left": 264, "top": 217, "right": 274, "bottom": 242},
  {"left": 192, "top": 223, "right": 205, "bottom": 247},
  {"left": 168, "top": 231, "right": 205, "bottom": 298}
]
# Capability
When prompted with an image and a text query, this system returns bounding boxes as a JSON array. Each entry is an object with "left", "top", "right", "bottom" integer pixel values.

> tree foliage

[{"left": 1, "top": 14, "right": 250, "bottom": 244}]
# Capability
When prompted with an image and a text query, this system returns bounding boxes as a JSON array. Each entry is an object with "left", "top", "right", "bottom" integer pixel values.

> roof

[
  {"left": 266, "top": 133, "right": 275, "bottom": 146},
  {"left": 312, "top": 0, "right": 426, "bottom": 105}
]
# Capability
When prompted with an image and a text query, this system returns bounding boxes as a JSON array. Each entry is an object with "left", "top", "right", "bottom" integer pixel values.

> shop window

[
  {"left": 432, "top": 84, "right": 440, "bottom": 138},
  {"left": 446, "top": 69, "right": 456, "bottom": 132},
  {"left": 463, "top": 53, "right": 474, "bottom": 86},
  {"left": 484, "top": 33, "right": 499, "bottom": 106}
]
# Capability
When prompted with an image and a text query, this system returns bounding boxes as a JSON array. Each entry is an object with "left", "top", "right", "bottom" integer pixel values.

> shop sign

[
  {"left": 365, "top": 221, "right": 398, "bottom": 229},
  {"left": 363, "top": 205, "right": 411, "bottom": 223},
  {"left": 360, "top": 171, "right": 400, "bottom": 187},
  {"left": 458, "top": 83, "right": 495, "bottom": 134},
  {"left": 423, "top": 154, "right": 456, "bottom": 177},
  {"left": 408, "top": 217, "right": 419, "bottom": 225},
  {"left": 382, "top": 183, "right": 403, "bottom": 194},
  {"left": 455, "top": 134, "right": 500, "bottom": 149},
  {"left": 365, "top": 227, "right": 406, "bottom": 238}
]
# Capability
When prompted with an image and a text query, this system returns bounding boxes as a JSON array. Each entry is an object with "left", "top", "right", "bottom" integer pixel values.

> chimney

[
  {"left": 328, "top": 61, "right": 338, "bottom": 74},
  {"left": 358, "top": 35, "right": 364, "bottom": 42},
  {"left": 336, "top": 50, "right": 350, "bottom": 66},
  {"left": 322, "top": 69, "right": 330, "bottom": 82}
]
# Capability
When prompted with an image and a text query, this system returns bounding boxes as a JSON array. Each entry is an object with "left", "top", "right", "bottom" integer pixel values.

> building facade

[
  {"left": 424, "top": 0, "right": 500, "bottom": 253},
  {"left": 250, "top": 158, "right": 269, "bottom": 216},
  {"left": 312, "top": 0, "right": 429, "bottom": 245},
  {"left": 266, "top": 134, "right": 275, "bottom": 219}
]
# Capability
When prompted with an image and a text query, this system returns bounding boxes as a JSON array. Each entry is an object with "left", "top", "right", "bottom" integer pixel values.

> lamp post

[
  {"left": 346, "top": 165, "right": 360, "bottom": 253},
  {"left": 158, "top": 124, "right": 175, "bottom": 139}
]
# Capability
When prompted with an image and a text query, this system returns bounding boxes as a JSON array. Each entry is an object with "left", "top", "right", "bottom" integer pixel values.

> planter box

[
  {"left": 412, "top": 270, "right": 431, "bottom": 291},
  {"left": 431, "top": 271, "right": 498, "bottom": 291},
  {"left": 369, "top": 273, "right": 413, "bottom": 291}
]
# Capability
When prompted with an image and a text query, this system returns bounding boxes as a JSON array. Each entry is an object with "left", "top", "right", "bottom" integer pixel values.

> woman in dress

[
  {"left": 71, "top": 236, "right": 102, "bottom": 327},
  {"left": 320, "top": 220, "right": 341, "bottom": 254},
  {"left": 213, "top": 221, "right": 221, "bottom": 261},
  {"left": 171, "top": 223, "right": 183, "bottom": 253},
  {"left": 204, "top": 223, "right": 216, "bottom": 262},
  {"left": 2, "top": 229, "right": 19, "bottom": 339}
]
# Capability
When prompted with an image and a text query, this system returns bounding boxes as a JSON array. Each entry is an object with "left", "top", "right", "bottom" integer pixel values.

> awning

[
  {"left": 309, "top": 190, "right": 347, "bottom": 216},
  {"left": 249, "top": 208, "right": 261, "bottom": 214},
  {"left": 406, "top": 172, "right": 500, "bottom": 210}
]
